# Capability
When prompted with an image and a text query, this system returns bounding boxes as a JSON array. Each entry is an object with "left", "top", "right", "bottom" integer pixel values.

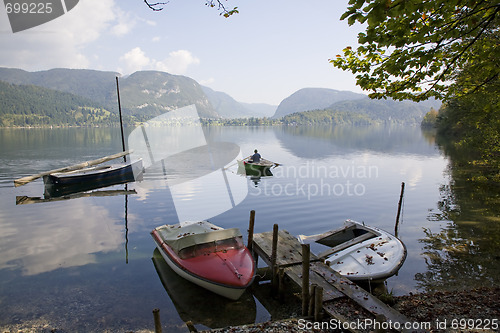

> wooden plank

[
  {"left": 13, "top": 150, "right": 132, "bottom": 187},
  {"left": 310, "top": 262, "right": 415, "bottom": 331},
  {"left": 322, "top": 301, "right": 363, "bottom": 333},
  {"left": 253, "top": 230, "right": 319, "bottom": 267},
  {"left": 284, "top": 265, "right": 344, "bottom": 302}
]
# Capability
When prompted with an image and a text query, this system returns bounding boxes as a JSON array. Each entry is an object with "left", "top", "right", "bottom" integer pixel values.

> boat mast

[{"left": 116, "top": 76, "right": 127, "bottom": 162}]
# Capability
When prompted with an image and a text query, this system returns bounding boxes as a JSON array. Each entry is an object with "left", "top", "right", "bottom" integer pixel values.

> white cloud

[
  {"left": 154, "top": 50, "right": 200, "bottom": 74},
  {"left": 111, "top": 11, "right": 136, "bottom": 36},
  {"left": 199, "top": 78, "right": 215, "bottom": 85},
  {"left": 0, "top": 0, "right": 117, "bottom": 70},
  {"left": 119, "top": 47, "right": 151, "bottom": 73},
  {"left": 118, "top": 48, "right": 200, "bottom": 75}
]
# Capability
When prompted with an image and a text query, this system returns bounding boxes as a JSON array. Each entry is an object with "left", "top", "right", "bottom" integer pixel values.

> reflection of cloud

[
  {"left": 407, "top": 167, "right": 423, "bottom": 188},
  {"left": 399, "top": 161, "right": 424, "bottom": 189},
  {"left": 0, "top": 200, "right": 123, "bottom": 276}
]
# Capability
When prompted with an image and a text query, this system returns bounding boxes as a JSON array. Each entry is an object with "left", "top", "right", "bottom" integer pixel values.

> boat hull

[
  {"left": 326, "top": 221, "right": 406, "bottom": 281},
  {"left": 151, "top": 224, "right": 255, "bottom": 300},
  {"left": 302, "top": 220, "right": 407, "bottom": 282},
  {"left": 43, "top": 159, "right": 143, "bottom": 186},
  {"left": 237, "top": 160, "right": 273, "bottom": 177}
]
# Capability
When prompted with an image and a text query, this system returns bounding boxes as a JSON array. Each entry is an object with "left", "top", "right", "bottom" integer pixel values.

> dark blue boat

[{"left": 43, "top": 159, "right": 143, "bottom": 197}]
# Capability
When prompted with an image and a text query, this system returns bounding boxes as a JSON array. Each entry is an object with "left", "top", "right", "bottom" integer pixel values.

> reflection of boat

[
  {"left": 16, "top": 189, "right": 137, "bottom": 205},
  {"left": 298, "top": 220, "right": 407, "bottom": 282},
  {"left": 237, "top": 158, "right": 276, "bottom": 177},
  {"left": 43, "top": 159, "right": 143, "bottom": 187},
  {"left": 152, "top": 249, "right": 256, "bottom": 329},
  {"left": 151, "top": 221, "right": 256, "bottom": 300}
]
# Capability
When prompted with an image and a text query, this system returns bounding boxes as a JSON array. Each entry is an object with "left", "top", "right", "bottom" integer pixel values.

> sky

[{"left": 0, "top": 0, "right": 365, "bottom": 105}]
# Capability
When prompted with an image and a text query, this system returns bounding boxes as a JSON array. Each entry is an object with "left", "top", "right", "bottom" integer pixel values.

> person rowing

[{"left": 248, "top": 149, "right": 261, "bottom": 164}]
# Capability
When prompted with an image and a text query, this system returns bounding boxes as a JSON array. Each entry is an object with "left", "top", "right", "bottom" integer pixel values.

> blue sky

[{"left": 0, "top": 0, "right": 365, "bottom": 105}]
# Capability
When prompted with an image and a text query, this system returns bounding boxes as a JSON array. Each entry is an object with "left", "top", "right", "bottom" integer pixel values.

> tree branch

[{"left": 143, "top": 0, "right": 169, "bottom": 11}]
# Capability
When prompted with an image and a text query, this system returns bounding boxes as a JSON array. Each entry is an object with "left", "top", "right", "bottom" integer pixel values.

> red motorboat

[{"left": 151, "top": 221, "right": 255, "bottom": 300}]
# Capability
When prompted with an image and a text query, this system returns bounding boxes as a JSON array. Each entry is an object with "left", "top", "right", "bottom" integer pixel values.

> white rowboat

[{"left": 298, "top": 220, "right": 407, "bottom": 282}]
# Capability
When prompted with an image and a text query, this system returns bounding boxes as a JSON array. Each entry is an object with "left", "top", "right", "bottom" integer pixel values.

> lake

[{"left": 0, "top": 125, "right": 498, "bottom": 332}]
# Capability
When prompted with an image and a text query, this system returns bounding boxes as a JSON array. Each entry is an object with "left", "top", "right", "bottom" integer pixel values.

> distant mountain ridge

[
  {"left": 273, "top": 87, "right": 441, "bottom": 124},
  {"left": 0, "top": 67, "right": 441, "bottom": 127},
  {"left": 0, "top": 68, "right": 218, "bottom": 118},
  {"left": 201, "top": 86, "right": 277, "bottom": 118},
  {"left": 273, "top": 87, "right": 366, "bottom": 118}
]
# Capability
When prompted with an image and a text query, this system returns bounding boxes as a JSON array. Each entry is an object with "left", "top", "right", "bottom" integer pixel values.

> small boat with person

[
  {"left": 237, "top": 150, "right": 279, "bottom": 177},
  {"left": 151, "top": 221, "right": 256, "bottom": 300},
  {"left": 297, "top": 220, "right": 407, "bottom": 282}
]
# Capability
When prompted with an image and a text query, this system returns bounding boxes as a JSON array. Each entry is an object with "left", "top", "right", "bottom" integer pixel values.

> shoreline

[
  {"left": 1, "top": 287, "right": 498, "bottom": 332},
  {"left": 200, "top": 287, "right": 500, "bottom": 333}
]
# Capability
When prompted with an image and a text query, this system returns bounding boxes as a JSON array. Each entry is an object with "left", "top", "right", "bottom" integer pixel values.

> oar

[{"left": 13, "top": 150, "right": 132, "bottom": 187}]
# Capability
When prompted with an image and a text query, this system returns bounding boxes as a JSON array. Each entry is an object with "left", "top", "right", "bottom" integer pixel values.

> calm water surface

[{"left": 0, "top": 126, "right": 497, "bottom": 332}]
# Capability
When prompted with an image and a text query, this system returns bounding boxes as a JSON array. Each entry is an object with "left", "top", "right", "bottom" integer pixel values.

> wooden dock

[{"left": 251, "top": 226, "right": 417, "bottom": 332}]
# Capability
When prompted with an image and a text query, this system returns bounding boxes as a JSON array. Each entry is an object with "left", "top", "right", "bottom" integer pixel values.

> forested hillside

[
  {"left": 0, "top": 68, "right": 219, "bottom": 119},
  {"left": 0, "top": 81, "right": 125, "bottom": 127}
]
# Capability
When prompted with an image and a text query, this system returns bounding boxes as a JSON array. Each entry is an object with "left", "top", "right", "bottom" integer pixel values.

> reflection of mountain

[
  {"left": 152, "top": 249, "right": 256, "bottom": 329},
  {"left": 274, "top": 125, "right": 440, "bottom": 159},
  {"left": 0, "top": 200, "right": 123, "bottom": 275}
]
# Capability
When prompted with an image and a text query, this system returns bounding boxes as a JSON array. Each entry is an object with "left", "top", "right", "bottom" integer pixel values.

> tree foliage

[{"left": 331, "top": 0, "right": 500, "bottom": 102}]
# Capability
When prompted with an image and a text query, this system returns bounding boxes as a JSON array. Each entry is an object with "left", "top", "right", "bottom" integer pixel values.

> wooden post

[
  {"left": 395, "top": 182, "right": 405, "bottom": 237},
  {"left": 152, "top": 308, "right": 162, "bottom": 333},
  {"left": 271, "top": 224, "right": 279, "bottom": 296},
  {"left": 186, "top": 321, "right": 198, "bottom": 332},
  {"left": 278, "top": 267, "right": 285, "bottom": 302},
  {"left": 247, "top": 210, "right": 255, "bottom": 250},
  {"left": 116, "top": 76, "right": 127, "bottom": 163},
  {"left": 314, "top": 286, "right": 323, "bottom": 321},
  {"left": 308, "top": 284, "right": 317, "bottom": 316},
  {"left": 374, "top": 314, "right": 387, "bottom": 333},
  {"left": 301, "top": 243, "right": 310, "bottom": 316}
]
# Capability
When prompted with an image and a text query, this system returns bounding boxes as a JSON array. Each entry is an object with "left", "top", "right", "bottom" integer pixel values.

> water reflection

[
  {"left": 152, "top": 249, "right": 256, "bottom": 329},
  {"left": 417, "top": 134, "right": 500, "bottom": 291},
  {"left": 0, "top": 199, "right": 123, "bottom": 275},
  {"left": 1, "top": 125, "right": 498, "bottom": 331},
  {"left": 274, "top": 125, "right": 439, "bottom": 159}
]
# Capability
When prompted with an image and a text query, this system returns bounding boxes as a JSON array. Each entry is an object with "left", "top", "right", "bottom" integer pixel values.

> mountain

[
  {"left": 272, "top": 87, "right": 442, "bottom": 124},
  {"left": 0, "top": 68, "right": 218, "bottom": 118},
  {"left": 0, "top": 81, "right": 120, "bottom": 127},
  {"left": 272, "top": 87, "right": 366, "bottom": 118},
  {"left": 0, "top": 67, "right": 118, "bottom": 105},
  {"left": 201, "top": 86, "right": 253, "bottom": 118},
  {"left": 117, "top": 71, "right": 218, "bottom": 118},
  {"left": 240, "top": 102, "right": 276, "bottom": 118},
  {"left": 330, "top": 97, "right": 441, "bottom": 124},
  {"left": 202, "top": 86, "right": 277, "bottom": 118},
  {"left": 0, "top": 67, "right": 442, "bottom": 126}
]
